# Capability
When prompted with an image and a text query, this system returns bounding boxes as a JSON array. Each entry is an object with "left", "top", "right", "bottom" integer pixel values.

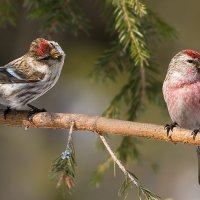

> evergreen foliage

[
  {"left": 51, "top": 143, "right": 76, "bottom": 192},
  {"left": 23, "top": 0, "right": 90, "bottom": 36},
  {"left": 0, "top": 0, "right": 17, "bottom": 27},
  {"left": 0, "top": 0, "right": 176, "bottom": 199}
]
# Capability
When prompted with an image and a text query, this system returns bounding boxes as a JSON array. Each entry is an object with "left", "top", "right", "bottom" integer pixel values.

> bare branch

[
  {"left": 0, "top": 109, "right": 199, "bottom": 145},
  {"left": 99, "top": 135, "right": 139, "bottom": 186}
]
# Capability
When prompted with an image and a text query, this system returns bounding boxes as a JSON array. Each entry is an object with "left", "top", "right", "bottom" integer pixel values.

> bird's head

[
  {"left": 28, "top": 38, "right": 65, "bottom": 65},
  {"left": 166, "top": 50, "right": 200, "bottom": 84}
]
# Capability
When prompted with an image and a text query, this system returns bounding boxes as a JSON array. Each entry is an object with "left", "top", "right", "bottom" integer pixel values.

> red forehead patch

[
  {"left": 183, "top": 50, "right": 200, "bottom": 58},
  {"left": 36, "top": 39, "right": 49, "bottom": 56}
]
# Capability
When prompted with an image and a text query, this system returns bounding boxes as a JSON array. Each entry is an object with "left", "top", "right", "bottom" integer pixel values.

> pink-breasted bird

[
  {"left": 0, "top": 38, "right": 65, "bottom": 118},
  {"left": 163, "top": 50, "right": 200, "bottom": 184}
]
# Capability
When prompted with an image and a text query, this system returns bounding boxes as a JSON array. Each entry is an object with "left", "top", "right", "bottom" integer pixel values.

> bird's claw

[
  {"left": 164, "top": 122, "right": 178, "bottom": 136},
  {"left": 27, "top": 104, "right": 46, "bottom": 121},
  {"left": 3, "top": 106, "right": 11, "bottom": 120},
  {"left": 192, "top": 129, "right": 200, "bottom": 140}
]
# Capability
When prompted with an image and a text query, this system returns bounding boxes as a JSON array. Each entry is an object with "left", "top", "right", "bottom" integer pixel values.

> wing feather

[{"left": 0, "top": 66, "right": 39, "bottom": 84}]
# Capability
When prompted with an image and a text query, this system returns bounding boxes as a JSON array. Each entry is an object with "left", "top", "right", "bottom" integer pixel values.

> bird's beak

[
  {"left": 51, "top": 52, "right": 62, "bottom": 59},
  {"left": 195, "top": 59, "right": 200, "bottom": 73}
]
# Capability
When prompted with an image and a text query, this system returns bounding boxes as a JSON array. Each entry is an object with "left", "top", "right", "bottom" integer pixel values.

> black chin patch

[
  {"left": 41, "top": 55, "right": 62, "bottom": 62},
  {"left": 197, "top": 68, "right": 200, "bottom": 73}
]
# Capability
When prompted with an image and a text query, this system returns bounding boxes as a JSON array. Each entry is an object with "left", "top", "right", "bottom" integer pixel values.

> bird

[
  {"left": 163, "top": 49, "right": 200, "bottom": 184},
  {"left": 0, "top": 38, "right": 65, "bottom": 119}
]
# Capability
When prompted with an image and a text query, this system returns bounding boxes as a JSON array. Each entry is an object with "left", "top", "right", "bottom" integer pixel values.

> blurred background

[{"left": 0, "top": 0, "right": 200, "bottom": 199}]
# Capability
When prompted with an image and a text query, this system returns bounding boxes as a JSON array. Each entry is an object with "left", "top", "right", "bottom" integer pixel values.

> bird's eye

[
  {"left": 187, "top": 60, "right": 193, "bottom": 63},
  {"left": 40, "top": 53, "right": 62, "bottom": 61},
  {"left": 41, "top": 55, "right": 51, "bottom": 60}
]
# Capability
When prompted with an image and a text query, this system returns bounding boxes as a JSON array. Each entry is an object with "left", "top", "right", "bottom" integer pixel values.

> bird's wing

[{"left": 0, "top": 66, "right": 40, "bottom": 84}]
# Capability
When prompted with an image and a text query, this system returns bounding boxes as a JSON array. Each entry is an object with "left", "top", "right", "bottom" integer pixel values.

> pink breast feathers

[{"left": 165, "top": 81, "right": 200, "bottom": 124}]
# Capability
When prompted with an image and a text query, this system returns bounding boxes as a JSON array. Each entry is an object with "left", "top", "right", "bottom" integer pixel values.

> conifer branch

[{"left": 0, "top": 109, "right": 199, "bottom": 145}]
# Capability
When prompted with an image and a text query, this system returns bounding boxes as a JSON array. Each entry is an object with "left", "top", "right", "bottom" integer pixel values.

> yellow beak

[{"left": 51, "top": 53, "right": 61, "bottom": 59}]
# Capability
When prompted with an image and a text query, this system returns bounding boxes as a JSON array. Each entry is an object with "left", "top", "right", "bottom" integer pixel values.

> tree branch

[{"left": 0, "top": 109, "right": 199, "bottom": 145}]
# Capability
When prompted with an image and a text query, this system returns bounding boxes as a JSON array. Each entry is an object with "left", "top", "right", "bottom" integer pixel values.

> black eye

[
  {"left": 41, "top": 55, "right": 51, "bottom": 60},
  {"left": 40, "top": 55, "right": 62, "bottom": 61},
  {"left": 187, "top": 60, "right": 193, "bottom": 63}
]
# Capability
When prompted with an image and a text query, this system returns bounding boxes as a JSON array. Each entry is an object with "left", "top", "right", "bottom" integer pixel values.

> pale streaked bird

[{"left": 0, "top": 38, "right": 65, "bottom": 118}]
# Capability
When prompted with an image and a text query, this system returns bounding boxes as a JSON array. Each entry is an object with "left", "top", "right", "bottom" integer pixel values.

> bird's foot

[
  {"left": 164, "top": 122, "right": 178, "bottom": 136},
  {"left": 192, "top": 129, "right": 200, "bottom": 140},
  {"left": 3, "top": 106, "right": 11, "bottom": 120},
  {"left": 27, "top": 104, "right": 46, "bottom": 121}
]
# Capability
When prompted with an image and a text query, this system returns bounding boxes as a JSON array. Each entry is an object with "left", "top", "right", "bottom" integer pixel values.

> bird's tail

[{"left": 196, "top": 146, "right": 200, "bottom": 184}]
